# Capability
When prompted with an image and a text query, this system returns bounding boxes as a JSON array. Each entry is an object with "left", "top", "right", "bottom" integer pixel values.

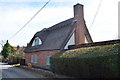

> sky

[{"left": 0, "top": 0, "right": 119, "bottom": 51}]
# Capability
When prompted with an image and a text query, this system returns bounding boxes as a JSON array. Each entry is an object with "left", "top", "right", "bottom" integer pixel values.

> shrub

[
  {"left": 8, "top": 55, "right": 20, "bottom": 65},
  {"left": 50, "top": 43, "right": 120, "bottom": 78}
]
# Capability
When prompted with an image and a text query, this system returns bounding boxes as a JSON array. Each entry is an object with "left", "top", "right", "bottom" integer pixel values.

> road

[{"left": 0, "top": 62, "right": 46, "bottom": 78}]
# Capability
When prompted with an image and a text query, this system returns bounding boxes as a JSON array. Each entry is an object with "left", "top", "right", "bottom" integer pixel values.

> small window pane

[
  {"left": 34, "top": 55, "right": 38, "bottom": 64},
  {"left": 35, "top": 39, "right": 39, "bottom": 46},
  {"left": 30, "top": 55, "right": 33, "bottom": 63}
]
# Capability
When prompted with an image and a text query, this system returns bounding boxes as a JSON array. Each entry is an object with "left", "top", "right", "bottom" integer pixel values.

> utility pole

[
  {"left": 118, "top": 34, "right": 120, "bottom": 39},
  {"left": 0, "top": 40, "right": 6, "bottom": 50},
  {"left": 0, "top": 40, "right": 4, "bottom": 49}
]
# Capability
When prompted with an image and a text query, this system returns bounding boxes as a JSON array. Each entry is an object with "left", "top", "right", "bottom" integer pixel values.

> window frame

[
  {"left": 30, "top": 55, "right": 38, "bottom": 64},
  {"left": 32, "top": 37, "right": 42, "bottom": 46}
]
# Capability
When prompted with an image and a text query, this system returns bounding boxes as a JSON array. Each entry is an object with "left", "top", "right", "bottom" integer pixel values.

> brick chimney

[{"left": 74, "top": 3, "right": 85, "bottom": 45}]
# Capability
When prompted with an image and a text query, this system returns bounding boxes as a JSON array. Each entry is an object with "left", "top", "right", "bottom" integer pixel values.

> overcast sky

[{"left": 0, "top": 0, "right": 119, "bottom": 51}]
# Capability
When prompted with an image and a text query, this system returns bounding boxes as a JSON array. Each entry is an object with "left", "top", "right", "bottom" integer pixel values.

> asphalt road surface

[{"left": 0, "top": 62, "right": 46, "bottom": 78}]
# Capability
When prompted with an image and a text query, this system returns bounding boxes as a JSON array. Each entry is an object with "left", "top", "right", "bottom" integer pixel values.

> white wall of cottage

[
  {"left": 64, "top": 33, "right": 75, "bottom": 49},
  {"left": 85, "top": 36, "right": 88, "bottom": 43}
]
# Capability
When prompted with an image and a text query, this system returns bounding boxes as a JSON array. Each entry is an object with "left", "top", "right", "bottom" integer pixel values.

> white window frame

[{"left": 32, "top": 37, "right": 42, "bottom": 46}]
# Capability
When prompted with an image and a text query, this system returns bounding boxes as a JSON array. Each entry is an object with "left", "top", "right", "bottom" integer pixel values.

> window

[
  {"left": 32, "top": 37, "right": 42, "bottom": 46},
  {"left": 46, "top": 56, "right": 51, "bottom": 66},
  {"left": 30, "top": 55, "right": 38, "bottom": 64},
  {"left": 34, "top": 55, "right": 38, "bottom": 64}
]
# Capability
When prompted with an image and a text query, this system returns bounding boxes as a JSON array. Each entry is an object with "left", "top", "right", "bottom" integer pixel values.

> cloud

[
  {"left": 0, "top": 0, "right": 75, "bottom": 2},
  {"left": 0, "top": 3, "right": 73, "bottom": 46},
  {"left": 88, "top": 0, "right": 118, "bottom": 41}
]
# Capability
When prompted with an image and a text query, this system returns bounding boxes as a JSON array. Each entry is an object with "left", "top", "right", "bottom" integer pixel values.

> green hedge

[
  {"left": 50, "top": 43, "right": 120, "bottom": 78},
  {"left": 8, "top": 57, "right": 20, "bottom": 65}
]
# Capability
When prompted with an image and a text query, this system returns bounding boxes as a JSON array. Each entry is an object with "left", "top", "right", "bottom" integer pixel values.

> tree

[{"left": 1, "top": 40, "right": 13, "bottom": 59}]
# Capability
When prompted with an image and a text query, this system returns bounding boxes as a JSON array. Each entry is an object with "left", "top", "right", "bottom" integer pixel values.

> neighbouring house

[
  {"left": 12, "top": 45, "right": 25, "bottom": 59},
  {"left": 24, "top": 3, "right": 93, "bottom": 69},
  {"left": 7, "top": 46, "right": 25, "bottom": 64},
  {"left": 12, "top": 46, "right": 25, "bottom": 54},
  {"left": 12, "top": 46, "right": 23, "bottom": 51}
]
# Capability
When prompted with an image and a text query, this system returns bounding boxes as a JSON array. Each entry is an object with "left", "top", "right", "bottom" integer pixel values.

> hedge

[
  {"left": 50, "top": 43, "right": 120, "bottom": 78},
  {"left": 8, "top": 57, "right": 20, "bottom": 65}
]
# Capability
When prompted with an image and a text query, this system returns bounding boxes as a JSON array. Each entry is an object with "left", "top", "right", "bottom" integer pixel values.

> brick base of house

[{"left": 25, "top": 50, "right": 61, "bottom": 69}]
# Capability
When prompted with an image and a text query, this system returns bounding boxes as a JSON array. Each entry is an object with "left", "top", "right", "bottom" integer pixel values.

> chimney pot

[{"left": 74, "top": 3, "right": 84, "bottom": 18}]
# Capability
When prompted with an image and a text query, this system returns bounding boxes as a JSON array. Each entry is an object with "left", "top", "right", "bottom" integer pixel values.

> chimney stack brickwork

[{"left": 74, "top": 3, "right": 86, "bottom": 45}]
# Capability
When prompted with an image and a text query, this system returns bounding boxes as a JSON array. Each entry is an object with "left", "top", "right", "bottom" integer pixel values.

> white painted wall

[
  {"left": 64, "top": 33, "right": 75, "bottom": 49},
  {"left": 85, "top": 36, "right": 88, "bottom": 43}
]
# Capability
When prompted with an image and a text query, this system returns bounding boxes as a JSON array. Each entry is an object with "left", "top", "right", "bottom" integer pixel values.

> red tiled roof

[{"left": 12, "top": 46, "right": 24, "bottom": 51}]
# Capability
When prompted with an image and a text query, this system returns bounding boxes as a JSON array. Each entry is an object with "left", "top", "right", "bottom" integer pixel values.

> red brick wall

[{"left": 25, "top": 50, "right": 61, "bottom": 69}]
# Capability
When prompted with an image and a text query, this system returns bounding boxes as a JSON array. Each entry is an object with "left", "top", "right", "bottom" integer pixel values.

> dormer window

[{"left": 32, "top": 37, "right": 42, "bottom": 46}]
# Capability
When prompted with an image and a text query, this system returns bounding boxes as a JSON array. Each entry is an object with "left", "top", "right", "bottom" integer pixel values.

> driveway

[{"left": 0, "top": 62, "right": 46, "bottom": 78}]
